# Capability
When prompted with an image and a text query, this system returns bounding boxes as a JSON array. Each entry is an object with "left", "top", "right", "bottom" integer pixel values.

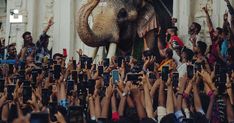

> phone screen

[
  {"left": 187, "top": 65, "right": 194, "bottom": 79},
  {"left": 23, "top": 86, "right": 32, "bottom": 103},
  {"left": 112, "top": 70, "right": 119, "bottom": 84},
  {"left": 73, "top": 60, "right": 77, "bottom": 70},
  {"left": 103, "top": 73, "right": 110, "bottom": 86},
  {"left": 7, "top": 85, "right": 15, "bottom": 100},
  {"left": 54, "top": 65, "right": 61, "bottom": 80},
  {"left": 67, "top": 80, "right": 74, "bottom": 96},
  {"left": 86, "top": 57, "right": 93, "bottom": 69},
  {"left": 72, "top": 70, "right": 78, "bottom": 83},
  {"left": 42, "top": 89, "right": 50, "bottom": 106},
  {"left": 162, "top": 66, "right": 169, "bottom": 81},
  {"left": 118, "top": 57, "right": 124, "bottom": 67},
  {"left": 80, "top": 56, "right": 86, "bottom": 69},
  {"left": 172, "top": 73, "right": 179, "bottom": 88},
  {"left": 0, "top": 78, "right": 5, "bottom": 92},
  {"left": 98, "top": 66, "right": 104, "bottom": 75},
  {"left": 103, "top": 58, "right": 110, "bottom": 67},
  {"left": 87, "top": 79, "right": 95, "bottom": 94},
  {"left": 127, "top": 74, "right": 143, "bottom": 84},
  {"left": 49, "top": 102, "right": 58, "bottom": 122}
]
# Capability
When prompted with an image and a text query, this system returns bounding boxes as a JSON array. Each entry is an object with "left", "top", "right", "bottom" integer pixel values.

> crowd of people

[{"left": 0, "top": 0, "right": 234, "bottom": 123}]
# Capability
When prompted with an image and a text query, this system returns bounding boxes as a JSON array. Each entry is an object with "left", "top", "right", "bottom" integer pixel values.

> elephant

[{"left": 76, "top": 0, "right": 159, "bottom": 59}]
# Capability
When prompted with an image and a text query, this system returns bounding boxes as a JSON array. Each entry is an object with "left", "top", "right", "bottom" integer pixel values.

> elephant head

[{"left": 76, "top": 0, "right": 142, "bottom": 47}]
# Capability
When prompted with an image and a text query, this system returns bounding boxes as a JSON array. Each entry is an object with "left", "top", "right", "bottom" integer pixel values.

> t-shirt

[{"left": 166, "top": 36, "right": 184, "bottom": 49}]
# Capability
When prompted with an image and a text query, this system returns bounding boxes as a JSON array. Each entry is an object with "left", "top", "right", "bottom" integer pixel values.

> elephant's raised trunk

[{"left": 76, "top": 0, "right": 110, "bottom": 47}]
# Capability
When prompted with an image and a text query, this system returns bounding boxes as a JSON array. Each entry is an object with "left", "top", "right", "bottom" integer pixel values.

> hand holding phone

[
  {"left": 112, "top": 70, "right": 119, "bottom": 85},
  {"left": 63, "top": 48, "right": 67, "bottom": 58}
]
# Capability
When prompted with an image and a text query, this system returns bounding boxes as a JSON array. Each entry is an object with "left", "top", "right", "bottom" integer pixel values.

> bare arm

[
  {"left": 166, "top": 78, "right": 174, "bottom": 113},
  {"left": 203, "top": 6, "right": 214, "bottom": 33},
  {"left": 143, "top": 75, "right": 154, "bottom": 118},
  {"left": 131, "top": 86, "right": 146, "bottom": 120}
]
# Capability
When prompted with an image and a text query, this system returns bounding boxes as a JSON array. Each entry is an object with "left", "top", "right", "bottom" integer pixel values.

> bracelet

[
  {"left": 177, "top": 92, "right": 183, "bottom": 97},
  {"left": 207, "top": 90, "right": 214, "bottom": 97}
]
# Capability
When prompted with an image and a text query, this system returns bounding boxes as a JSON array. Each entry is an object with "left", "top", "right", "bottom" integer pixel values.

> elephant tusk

[{"left": 107, "top": 43, "right": 117, "bottom": 59}]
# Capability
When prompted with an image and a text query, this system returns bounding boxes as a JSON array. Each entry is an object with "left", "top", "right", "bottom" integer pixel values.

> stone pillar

[
  {"left": 52, "top": 0, "right": 75, "bottom": 59},
  {"left": 177, "top": 0, "right": 191, "bottom": 38}
]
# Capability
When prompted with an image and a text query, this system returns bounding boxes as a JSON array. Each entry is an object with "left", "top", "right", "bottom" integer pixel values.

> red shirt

[{"left": 166, "top": 35, "right": 184, "bottom": 48}]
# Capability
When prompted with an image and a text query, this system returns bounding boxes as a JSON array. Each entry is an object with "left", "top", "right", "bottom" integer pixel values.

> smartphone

[
  {"left": 112, "top": 70, "right": 119, "bottom": 85},
  {"left": 63, "top": 48, "right": 67, "bottom": 57},
  {"left": 23, "top": 80, "right": 31, "bottom": 86},
  {"left": 31, "top": 69, "right": 38, "bottom": 87},
  {"left": 7, "top": 85, "right": 16, "bottom": 100},
  {"left": 103, "top": 58, "right": 110, "bottom": 67},
  {"left": 118, "top": 57, "right": 124, "bottom": 67},
  {"left": 0, "top": 78, "right": 5, "bottom": 92},
  {"left": 103, "top": 73, "right": 110, "bottom": 86},
  {"left": 80, "top": 56, "right": 86, "bottom": 69},
  {"left": 78, "top": 73, "right": 83, "bottom": 83},
  {"left": 127, "top": 73, "right": 143, "bottom": 84},
  {"left": 87, "top": 79, "right": 95, "bottom": 94},
  {"left": 54, "top": 65, "right": 61, "bottom": 80},
  {"left": 172, "top": 72, "right": 179, "bottom": 88},
  {"left": 187, "top": 65, "right": 194, "bottom": 79},
  {"left": 182, "top": 118, "right": 193, "bottom": 123},
  {"left": 162, "top": 66, "right": 169, "bottom": 81},
  {"left": 72, "top": 70, "right": 78, "bottom": 83},
  {"left": 86, "top": 57, "right": 93, "bottom": 69},
  {"left": 42, "top": 89, "right": 50, "bottom": 106},
  {"left": 68, "top": 106, "right": 84, "bottom": 123},
  {"left": 98, "top": 66, "right": 104, "bottom": 75},
  {"left": 23, "top": 86, "right": 32, "bottom": 103},
  {"left": 73, "top": 60, "right": 77, "bottom": 70},
  {"left": 30, "top": 112, "right": 49, "bottom": 123},
  {"left": 67, "top": 80, "right": 74, "bottom": 95},
  {"left": 48, "top": 102, "right": 58, "bottom": 122}
]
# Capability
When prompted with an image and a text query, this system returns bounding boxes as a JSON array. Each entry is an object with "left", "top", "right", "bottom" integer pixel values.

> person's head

[
  {"left": 22, "top": 31, "right": 33, "bottom": 46},
  {"left": 189, "top": 22, "right": 201, "bottom": 35},
  {"left": 26, "top": 56, "right": 35, "bottom": 65},
  {"left": 196, "top": 41, "right": 207, "bottom": 55},
  {"left": 53, "top": 53, "right": 64, "bottom": 65},
  {"left": 166, "top": 27, "right": 178, "bottom": 36},
  {"left": 181, "top": 47, "right": 194, "bottom": 62},
  {"left": 212, "top": 27, "right": 223, "bottom": 40},
  {"left": 7, "top": 44, "right": 17, "bottom": 57},
  {"left": 165, "top": 48, "right": 173, "bottom": 59}
]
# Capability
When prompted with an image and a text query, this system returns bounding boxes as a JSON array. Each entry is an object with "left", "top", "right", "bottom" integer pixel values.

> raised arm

[
  {"left": 43, "top": 17, "right": 54, "bottom": 33},
  {"left": 203, "top": 6, "right": 214, "bottom": 33},
  {"left": 142, "top": 74, "right": 154, "bottom": 118}
]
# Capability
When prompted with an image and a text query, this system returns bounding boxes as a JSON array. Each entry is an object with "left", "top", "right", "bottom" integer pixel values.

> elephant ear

[{"left": 137, "top": 3, "right": 158, "bottom": 38}]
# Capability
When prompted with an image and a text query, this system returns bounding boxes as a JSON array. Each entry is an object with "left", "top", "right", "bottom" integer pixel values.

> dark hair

[
  {"left": 192, "top": 22, "right": 201, "bottom": 34},
  {"left": 160, "top": 113, "right": 178, "bottom": 123},
  {"left": 7, "top": 43, "right": 15, "bottom": 52},
  {"left": 216, "top": 27, "right": 223, "bottom": 35},
  {"left": 182, "top": 47, "right": 194, "bottom": 61},
  {"left": 53, "top": 53, "right": 63, "bottom": 59},
  {"left": 197, "top": 41, "right": 207, "bottom": 55},
  {"left": 22, "top": 31, "right": 31, "bottom": 39},
  {"left": 165, "top": 48, "right": 173, "bottom": 59}
]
